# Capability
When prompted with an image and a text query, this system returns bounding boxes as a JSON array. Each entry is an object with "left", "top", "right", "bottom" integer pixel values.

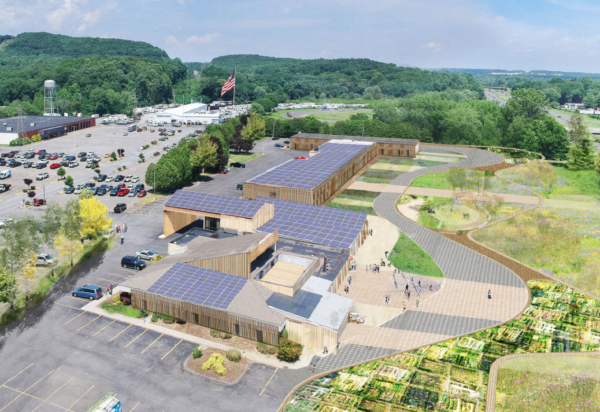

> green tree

[
  {"left": 145, "top": 162, "right": 180, "bottom": 193},
  {"left": 61, "top": 200, "right": 83, "bottom": 266},
  {"left": 0, "top": 216, "right": 41, "bottom": 309},
  {"left": 110, "top": 152, "right": 117, "bottom": 161},
  {"left": 567, "top": 133, "right": 596, "bottom": 170},
  {"left": 64, "top": 176, "right": 74, "bottom": 187},
  {"left": 504, "top": 88, "right": 548, "bottom": 121},
  {"left": 241, "top": 113, "right": 265, "bottom": 147},
  {"left": 56, "top": 167, "right": 66, "bottom": 178},
  {"left": 79, "top": 197, "right": 113, "bottom": 237},
  {"left": 190, "top": 137, "right": 218, "bottom": 174},
  {"left": 567, "top": 113, "right": 593, "bottom": 166},
  {"left": 41, "top": 202, "right": 63, "bottom": 277},
  {"left": 0, "top": 266, "right": 17, "bottom": 306},
  {"left": 250, "top": 102, "right": 265, "bottom": 115}
]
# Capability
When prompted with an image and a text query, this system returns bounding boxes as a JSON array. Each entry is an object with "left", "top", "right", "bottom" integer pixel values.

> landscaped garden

[
  {"left": 495, "top": 355, "right": 600, "bottom": 411},
  {"left": 357, "top": 154, "right": 461, "bottom": 185},
  {"left": 186, "top": 347, "right": 247, "bottom": 383},
  {"left": 388, "top": 230, "right": 444, "bottom": 278},
  {"left": 286, "top": 280, "right": 600, "bottom": 412},
  {"left": 327, "top": 189, "right": 380, "bottom": 215}
]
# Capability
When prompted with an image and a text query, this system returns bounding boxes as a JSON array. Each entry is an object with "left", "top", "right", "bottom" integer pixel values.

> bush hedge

[
  {"left": 278, "top": 337, "right": 303, "bottom": 362},
  {"left": 257, "top": 342, "right": 278, "bottom": 355},
  {"left": 202, "top": 353, "right": 227, "bottom": 375},
  {"left": 210, "top": 329, "right": 232, "bottom": 339},
  {"left": 193, "top": 347, "right": 202, "bottom": 359},
  {"left": 9, "top": 137, "right": 31, "bottom": 146},
  {"left": 226, "top": 349, "right": 241, "bottom": 362}
]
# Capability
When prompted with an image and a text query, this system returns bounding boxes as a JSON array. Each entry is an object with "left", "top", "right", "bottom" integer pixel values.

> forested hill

[
  {"left": 181, "top": 54, "right": 484, "bottom": 102},
  {"left": 0, "top": 32, "right": 169, "bottom": 60}
]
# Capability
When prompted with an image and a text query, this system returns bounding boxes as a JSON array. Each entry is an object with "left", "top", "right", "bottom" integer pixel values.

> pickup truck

[
  {"left": 0, "top": 184, "right": 11, "bottom": 193},
  {"left": 0, "top": 170, "right": 11, "bottom": 179}
]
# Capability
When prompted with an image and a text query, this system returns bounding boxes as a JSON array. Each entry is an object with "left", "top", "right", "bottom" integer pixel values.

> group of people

[
  {"left": 367, "top": 264, "right": 381, "bottom": 273},
  {"left": 115, "top": 223, "right": 127, "bottom": 244}
]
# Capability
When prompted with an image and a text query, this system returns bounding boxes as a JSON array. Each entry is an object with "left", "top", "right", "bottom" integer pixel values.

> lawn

[
  {"left": 328, "top": 189, "right": 379, "bottom": 215},
  {"left": 496, "top": 355, "right": 600, "bottom": 411},
  {"left": 228, "top": 152, "right": 264, "bottom": 166},
  {"left": 101, "top": 300, "right": 141, "bottom": 318},
  {"left": 358, "top": 155, "right": 460, "bottom": 185},
  {"left": 388, "top": 230, "right": 444, "bottom": 278},
  {"left": 287, "top": 280, "right": 600, "bottom": 412},
  {"left": 310, "top": 110, "right": 373, "bottom": 122},
  {"left": 410, "top": 173, "right": 453, "bottom": 190}
]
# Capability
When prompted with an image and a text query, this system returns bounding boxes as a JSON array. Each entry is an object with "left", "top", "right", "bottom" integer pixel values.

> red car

[
  {"left": 117, "top": 188, "right": 129, "bottom": 196},
  {"left": 49, "top": 163, "right": 61, "bottom": 169},
  {"left": 33, "top": 198, "right": 46, "bottom": 206},
  {"left": 5, "top": 153, "right": 14, "bottom": 158},
  {"left": 294, "top": 156, "right": 308, "bottom": 160},
  {"left": 137, "top": 190, "right": 147, "bottom": 197},
  {"left": 218, "top": 169, "right": 227, "bottom": 174},
  {"left": 34, "top": 149, "right": 44, "bottom": 155},
  {"left": 48, "top": 155, "right": 58, "bottom": 160}
]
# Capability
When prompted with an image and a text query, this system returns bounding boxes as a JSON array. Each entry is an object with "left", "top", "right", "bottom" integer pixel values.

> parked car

[
  {"left": 135, "top": 183, "right": 145, "bottom": 191},
  {"left": 77, "top": 152, "right": 87, "bottom": 158},
  {"left": 284, "top": 140, "right": 290, "bottom": 144},
  {"left": 64, "top": 187, "right": 75, "bottom": 194},
  {"left": 114, "top": 175, "right": 124, "bottom": 182},
  {"left": 80, "top": 156, "right": 87, "bottom": 162},
  {"left": 96, "top": 187, "right": 107, "bottom": 196},
  {"left": 49, "top": 163, "right": 61, "bottom": 169},
  {"left": 127, "top": 189, "right": 137, "bottom": 197},
  {"left": 74, "top": 185, "right": 85, "bottom": 194},
  {"left": 72, "top": 285, "right": 103, "bottom": 300},
  {"left": 274, "top": 143, "right": 284, "bottom": 147},
  {"left": 121, "top": 255, "right": 146, "bottom": 270},
  {"left": 33, "top": 198, "right": 46, "bottom": 206},
  {"left": 106, "top": 176, "right": 114, "bottom": 182},
  {"left": 124, "top": 175, "right": 132, "bottom": 182},
  {"left": 137, "top": 190, "right": 147, "bottom": 197},
  {"left": 48, "top": 155, "right": 58, "bottom": 160},
  {"left": 59, "top": 161, "right": 69, "bottom": 167},
  {"left": 131, "top": 176, "right": 140, "bottom": 183},
  {"left": 86, "top": 134, "right": 91, "bottom": 137},
  {"left": 231, "top": 162, "right": 245, "bottom": 168},
  {"left": 150, "top": 129, "right": 155, "bottom": 133},
  {"left": 37, "top": 255, "right": 53, "bottom": 266},
  {"left": 36, "top": 163, "right": 47, "bottom": 169},
  {"left": 272, "top": 136, "right": 280, "bottom": 140},
  {"left": 114, "top": 203, "right": 127, "bottom": 213},
  {"left": 237, "top": 183, "right": 243, "bottom": 190},
  {"left": 36, "top": 172, "right": 49, "bottom": 180},
  {"left": 7, "top": 161, "right": 21, "bottom": 168},
  {"left": 69, "top": 161, "right": 79, "bottom": 168},
  {"left": 110, "top": 188, "right": 119, "bottom": 196},
  {"left": 117, "top": 188, "right": 129, "bottom": 197},
  {"left": 97, "top": 174, "right": 107, "bottom": 182},
  {"left": 123, "top": 133, "right": 128, "bottom": 136}
]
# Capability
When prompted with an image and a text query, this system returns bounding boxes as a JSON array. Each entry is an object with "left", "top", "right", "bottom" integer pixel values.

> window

[
  {"left": 256, "top": 330, "right": 264, "bottom": 343},
  {"left": 234, "top": 324, "right": 240, "bottom": 336},
  {"left": 193, "top": 313, "right": 199, "bottom": 324},
  {"left": 142, "top": 300, "right": 147, "bottom": 310},
  {"left": 406, "top": 150, "right": 409, "bottom": 157}
]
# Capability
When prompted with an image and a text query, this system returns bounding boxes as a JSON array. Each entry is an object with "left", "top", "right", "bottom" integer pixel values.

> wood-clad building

[{"left": 290, "top": 133, "right": 420, "bottom": 158}]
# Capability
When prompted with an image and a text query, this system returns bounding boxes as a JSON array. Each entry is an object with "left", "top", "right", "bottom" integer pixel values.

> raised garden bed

[{"left": 186, "top": 347, "right": 248, "bottom": 383}]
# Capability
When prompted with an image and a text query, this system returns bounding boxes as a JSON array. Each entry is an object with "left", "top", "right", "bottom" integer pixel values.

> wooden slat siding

[
  {"left": 286, "top": 319, "right": 339, "bottom": 355},
  {"left": 251, "top": 202, "right": 274, "bottom": 229},
  {"left": 132, "top": 290, "right": 281, "bottom": 346},
  {"left": 187, "top": 253, "right": 250, "bottom": 278},
  {"left": 243, "top": 181, "right": 312, "bottom": 204},
  {"left": 163, "top": 209, "right": 197, "bottom": 237},
  {"left": 256, "top": 256, "right": 322, "bottom": 297},
  {"left": 292, "top": 257, "right": 322, "bottom": 296},
  {"left": 164, "top": 205, "right": 221, "bottom": 218},
  {"left": 255, "top": 281, "right": 294, "bottom": 297},
  {"left": 248, "top": 231, "right": 278, "bottom": 261},
  {"left": 220, "top": 215, "right": 253, "bottom": 232},
  {"left": 289, "top": 138, "right": 330, "bottom": 151},
  {"left": 290, "top": 137, "right": 418, "bottom": 159}
]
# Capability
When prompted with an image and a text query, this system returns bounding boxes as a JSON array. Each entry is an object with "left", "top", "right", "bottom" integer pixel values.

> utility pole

[{"left": 17, "top": 104, "right": 26, "bottom": 141}]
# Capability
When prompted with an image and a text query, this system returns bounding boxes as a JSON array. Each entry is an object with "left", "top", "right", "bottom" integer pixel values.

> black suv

[
  {"left": 114, "top": 175, "right": 124, "bottom": 182},
  {"left": 114, "top": 203, "right": 127, "bottom": 213},
  {"left": 135, "top": 183, "right": 145, "bottom": 191},
  {"left": 121, "top": 255, "right": 146, "bottom": 270},
  {"left": 97, "top": 174, "right": 107, "bottom": 182}
]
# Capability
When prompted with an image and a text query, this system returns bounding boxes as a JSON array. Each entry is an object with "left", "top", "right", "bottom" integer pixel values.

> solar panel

[
  {"left": 147, "top": 263, "right": 247, "bottom": 310},
  {"left": 247, "top": 142, "right": 371, "bottom": 191},
  {"left": 256, "top": 197, "right": 367, "bottom": 250},
  {"left": 166, "top": 191, "right": 264, "bottom": 218}
]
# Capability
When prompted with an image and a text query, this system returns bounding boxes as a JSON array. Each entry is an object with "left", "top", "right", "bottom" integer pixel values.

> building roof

[
  {"left": 293, "top": 132, "right": 420, "bottom": 146},
  {"left": 166, "top": 190, "right": 264, "bottom": 218},
  {"left": 257, "top": 197, "right": 367, "bottom": 250},
  {"left": 247, "top": 141, "right": 372, "bottom": 190},
  {"left": 164, "top": 103, "right": 208, "bottom": 115},
  {"left": 0, "top": 115, "right": 92, "bottom": 134}
]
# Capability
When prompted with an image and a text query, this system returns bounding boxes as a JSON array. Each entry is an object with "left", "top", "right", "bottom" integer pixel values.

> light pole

[{"left": 153, "top": 166, "right": 164, "bottom": 200}]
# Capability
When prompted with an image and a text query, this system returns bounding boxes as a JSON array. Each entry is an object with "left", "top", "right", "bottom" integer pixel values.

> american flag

[{"left": 221, "top": 68, "right": 236, "bottom": 97}]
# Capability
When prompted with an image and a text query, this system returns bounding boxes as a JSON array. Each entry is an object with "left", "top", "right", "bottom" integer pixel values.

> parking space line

[
  {"left": 109, "top": 324, "right": 132, "bottom": 342},
  {"left": 55, "top": 302, "right": 83, "bottom": 310},
  {"left": 66, "top": 296, "right": 86, "bottom": 302},
  {"left": 117, "top": 268, "right": 136, "bottom": 273},
  {"left": 259, "top": 369, "right": 278, "bottom": 397},
  {"left": 161, "top": 340, "right": 182, "bottom": 360},
  {"left": 124, "top": 330, "right": 147, "bottom": 348},
  {"left": 2, "top": 363, "right": 34, "bottom": 385},
  {"left": 1, "top": 385, "right": 67, "bottom": 411},
  {"left": 129, "top": 401, "right": 140, "bottom": 411},
  {"left": 99, "top": 277, "right": 120, "bottom": 284},
  {"left": 45, "top": 379, "right": 71, "bottom": 401},
  {"left": 67, "top": 385, "right": 95, "bottom": 411},
  {"left": 77, "top": 315, "right": 101, "bottom": 331},
  {"left": 141, "top": 334, "right": 163, "bottom": 354},
  {"left": 108, "top": 272, "right": 128, "bottom": 278},
  {"left": 0, "top": 370, "right": 54, "bottom": 412},
  {"left": 92, "top": 320, "right": 116, "bottom": 337},
  {"left": 62, "top": 312, "right": 86, "bottom": 327}
]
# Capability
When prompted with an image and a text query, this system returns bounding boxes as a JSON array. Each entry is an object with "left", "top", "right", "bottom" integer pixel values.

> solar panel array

[
  {"left": 166, "top": 190, "right": 263, "bottom": 218},
  {"left": 256, "top": 197, "right": 367, "bottom": 249},
  {"left": 248, "top": 143, "right": 371, "bottom": 190},
  {"left": 147, "top": 262, "right": 247, "bottom": 309}
]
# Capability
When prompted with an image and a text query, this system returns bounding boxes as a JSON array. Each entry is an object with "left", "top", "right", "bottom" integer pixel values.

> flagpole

[{"left": 232, "top": 66, "right": 236, "bottom": 107}]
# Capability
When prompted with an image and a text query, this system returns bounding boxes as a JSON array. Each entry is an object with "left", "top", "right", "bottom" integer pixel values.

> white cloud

[
  {"left": 185, "top": 33, "right": 221, "bottom": 44},
  {"left": 165, "top": 35, "right": 179, "bottom": 45},
  {"left": 48, "top": 0, "right": 82, "bottom": 29},
  {"left": 77, "top": 1, "right": 118, "bottom": 32},
  {"left": 426, "top": 42, "right": 441, "bottom": 53}
]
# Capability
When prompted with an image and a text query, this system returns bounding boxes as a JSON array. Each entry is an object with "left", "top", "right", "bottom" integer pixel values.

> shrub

[
  {"left": 25, "top": 201, "right": 31, "bottom": 206},
  {"left": 226, "top": 349, "right": 241, "bottom": 362},
  {"left": 193, "top": 347, "right": 202, "bottom": 359},
  {"left": 22, "top": 188, "right": 27, "bottom": 193},
  {"left": 151, "top": 313, "right": 158, "bottom": 322},
  {"left": 92, "top": 176, "right": 98, "bottom": 181},
  {"left": 9, "top": 137, "right": 31, "bottom": 146},
  {"left": 112, "top": 295, "right": 122, "bottom": 306},
  {"left": 27, "top": 191, "right": 35, "bottom": 198},
  {"left": 110, "top": 152, "right": 117, "bottom": 160},
  {"left": 202, "top": 353, "right": 227, "bottom": 375},
  {"left": 210, "top": 329, "right": 221, "bottom": 338},
  {"left": 278, "top": 337, "right": 303, "bottom": 362},
  {"left": 122, "top": 165, "right": 127, "bottom": 170},
  {"left": 280, "top": 328, "right": 288, "bottom": 338},
  {"left": 161, "top": 314, "right": 175, "bottom": 324},
  {"left": 139, "top": 309, "right": 148, "bottom": 318},
  {"left": 151, "top": 140, "right": 157, "bottom": 145},
  {"left": 117, "top": 167, "right": 122, "bottom": 171},
  {"left": 257, "top": 342, "right": 278, "bottom": 355},
  {"left": 154, "top": 152, "right": 160, "bottom": 156}
]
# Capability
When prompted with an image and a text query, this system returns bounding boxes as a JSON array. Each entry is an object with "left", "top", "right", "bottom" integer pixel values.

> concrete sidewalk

[{"left": 82, "top": 292, "right": 314, "bottom": 370}]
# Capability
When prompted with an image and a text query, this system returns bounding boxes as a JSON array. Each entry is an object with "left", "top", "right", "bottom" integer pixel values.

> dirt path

[{"left": 397, "top": 196, "right": 424, "bottom": 222}]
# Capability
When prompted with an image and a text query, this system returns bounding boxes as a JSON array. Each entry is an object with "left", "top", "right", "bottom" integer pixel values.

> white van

[{"left": 0, "top": 170, "right": 11, "bottom": 179}]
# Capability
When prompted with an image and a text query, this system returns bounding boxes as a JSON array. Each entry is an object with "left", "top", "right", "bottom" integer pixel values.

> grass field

[
  {"left": 310, "top": 110, "right": 373, "bottom": 121},
  {"left": 328, "top": 189, "right": 380, "bottom": 215},
  {"left": 410, "top": 173, "right": 454, "bottom": 190},
  {"left": 496, "top": 355, "right": 600, "bottom": 411},
  {"left": 388, "top": 230, "right": 444, "bottom": 278},
  {"left": 228, "top": 152, "right": 264, "bottom": 166}
]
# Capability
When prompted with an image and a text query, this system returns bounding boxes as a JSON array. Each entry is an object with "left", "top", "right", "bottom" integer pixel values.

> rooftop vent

[
  {"left": 30, "top": 123, "right": 36, "bottom": 127},
  {"left": 6, "top": 127, "right": 13, "bottom": 131}
]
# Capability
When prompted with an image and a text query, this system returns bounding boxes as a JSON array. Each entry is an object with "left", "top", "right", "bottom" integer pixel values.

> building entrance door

[{"left": 205, "top": 217, "right": 220, "bottom": 231}]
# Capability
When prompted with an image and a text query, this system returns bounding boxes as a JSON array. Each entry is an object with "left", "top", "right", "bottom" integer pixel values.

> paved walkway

[{"left": 349, "top": 181, "right": 540, "bottom": 205}]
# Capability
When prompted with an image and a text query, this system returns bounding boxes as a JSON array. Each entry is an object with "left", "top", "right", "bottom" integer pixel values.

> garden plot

[
  {"left": 332, "top": 372, "right": 370, "bottom": 392},
  {"left": 457, "top": 337, "right": 486, "bottom": 352},
  {"left": 327, "top": 189, "right": 380, "bottom": 215},
  {"left": 374, "top": 365, "right": 410, "bottom": 382},
  {"left": 357, "top": 155, "right": 460, "bottom": 184}
]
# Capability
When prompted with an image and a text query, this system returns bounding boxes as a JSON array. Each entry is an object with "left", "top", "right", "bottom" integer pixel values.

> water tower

[{"left": 43, "top": 80, "right": 60, "bottom": 116}]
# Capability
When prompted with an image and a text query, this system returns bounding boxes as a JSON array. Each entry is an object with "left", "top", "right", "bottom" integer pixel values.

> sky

[{"left": 3, "top": 0, "right": 600, "bottom": 72}]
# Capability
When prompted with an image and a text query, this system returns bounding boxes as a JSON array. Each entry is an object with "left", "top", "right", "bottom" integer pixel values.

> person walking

[
  {"left": 403, "top": 301, "right": 406, "bottom": 312},
  {"left": 488, "top": 290, "right": 492, "bottom": 300},
  {"left": 107, "top": 284, "right": 112, "bottom": 296},
  {"left": 407, "top": 291, "right": 411, "bottom": 299},
  {"left": 418, "top": 280, "right": 421, "bottom": 288},
  {"left": 123, "top": 224, "right": 127, "bottom": 234},
  {"left": 416, "top": 299, "right": 419, "bottom": 308},
  {"left": 405, "top": 284, "right": 409, "bottom": 293},
  {"left": 121, "top": 234, "right": 124, "bottom": 245},
  {"left": 429, "top": 284, "right": 433, "bottom": 291},
  {"left": 366, "top": 264, "right": 368, "bottom": 272},
  {"left": 323, "top": 346, "right": 328, "bottom": 355}
]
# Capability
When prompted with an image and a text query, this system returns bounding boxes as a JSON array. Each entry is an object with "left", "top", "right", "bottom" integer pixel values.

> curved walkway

[{"left": 271, "top": 145, "right": 530, "bottom": 409}]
